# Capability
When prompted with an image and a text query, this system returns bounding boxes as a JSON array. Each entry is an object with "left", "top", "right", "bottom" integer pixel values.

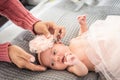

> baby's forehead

[{"left": 41, "top": 44, "right": 64, "bottom": 55}]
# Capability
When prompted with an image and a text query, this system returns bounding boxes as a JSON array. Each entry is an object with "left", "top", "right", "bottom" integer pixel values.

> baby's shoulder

[{"left": 70, "top": 37, "right": 87, "bottom": 47}]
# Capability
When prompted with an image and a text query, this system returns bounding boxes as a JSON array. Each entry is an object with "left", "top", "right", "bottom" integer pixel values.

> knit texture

[
  {"left": 0, "top": 42, "right": 11, "bottom": 62},
  {"left": 0, "top": 0, "right": 39, "bottom": 31}
]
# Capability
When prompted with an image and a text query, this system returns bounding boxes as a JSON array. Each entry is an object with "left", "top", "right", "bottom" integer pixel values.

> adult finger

[
  {"left": 46, "top": 22, "right": 65, "bottom": 40},
  {"left": 41, "top": 24, "right": 51, "bottom": 38},
  {"left": 59, "top": 26, "right": 66, "bottom": 39},
  {"left": 46, "top": 22, "right": 56, "bottom": 29},
  {"left": 46, "top": 22, "right": 59, "bottom": 39},
  {"left": 53, "top": 26, "right": 60, "bottom": 40},
  {"left": 17, "top": 47, "right": 35, "bottom": 62},
  {"left": 13, "top": 57, "right": 46, "bottom": 71},
  {"left": 24, "top": 62, "right": 46, "bottom": 71}
]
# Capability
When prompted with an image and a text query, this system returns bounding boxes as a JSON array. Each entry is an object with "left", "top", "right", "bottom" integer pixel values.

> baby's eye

[{"left": 51, "top": 62, "right": 54, "bottom": 66}]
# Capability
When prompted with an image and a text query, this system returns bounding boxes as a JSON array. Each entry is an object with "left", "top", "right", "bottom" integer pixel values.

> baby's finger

[
  {"left": 66, "top": 54, "right": 74, "bottom": 61},
  {"left": 64, "top": 62, "right": 73, "bottom": 66}
]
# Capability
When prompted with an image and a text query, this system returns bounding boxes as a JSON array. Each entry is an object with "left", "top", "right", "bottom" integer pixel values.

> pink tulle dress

[{"left": 84, "top": 16, "right": 120, "bottom": 80}]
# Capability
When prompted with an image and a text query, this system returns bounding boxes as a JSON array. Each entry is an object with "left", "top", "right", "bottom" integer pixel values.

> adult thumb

[{"left": 43, "top": 28, "right": 51, "bottom": 38}]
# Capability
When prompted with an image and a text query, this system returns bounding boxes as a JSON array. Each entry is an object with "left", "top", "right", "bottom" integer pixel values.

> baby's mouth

[
  {"left": 62, "top": 53, "right": 71, "bottom": 63},
  {"left": 62, "top": 56, "right": 66, "bottom": 63}
]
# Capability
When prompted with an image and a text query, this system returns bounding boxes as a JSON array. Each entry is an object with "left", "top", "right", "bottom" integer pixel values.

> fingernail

[
  {"left": 41, "top": 67, "right": 47, "bottom": 71},
  {"left": 30, "top": 57, "right": 35, "bottom": 62}
]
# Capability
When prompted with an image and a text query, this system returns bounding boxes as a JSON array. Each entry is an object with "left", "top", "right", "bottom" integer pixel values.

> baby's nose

[{"left": 55, "top": 56, "right": 61, "bottom": 62}]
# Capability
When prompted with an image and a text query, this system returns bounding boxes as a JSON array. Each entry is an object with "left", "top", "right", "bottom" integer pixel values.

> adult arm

[
  {"left": 0, "top": 0, "right": 38, "bottom": 62},
  {"left": 0, "top": 42, "right": 11, "bottom": 62},
  {"left": 0, "top": 0, "right": 65, "bottom": 66},
  {"left": 0, "top": 0, "right": 66, "bottom": 38},
  {"left": 0, "top": 0, "right": 46, "bottom": 71},
  {"left": 0, "top": 0, "right": 39, "bottom": 31}
]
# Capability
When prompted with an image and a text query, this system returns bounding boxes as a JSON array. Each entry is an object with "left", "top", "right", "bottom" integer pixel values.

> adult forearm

[
  {"left": 0, "top": 0, "right": 39, "bottom": 31},
  {"left": 0, "top": 42, "right": 11, "bottom": 62}
]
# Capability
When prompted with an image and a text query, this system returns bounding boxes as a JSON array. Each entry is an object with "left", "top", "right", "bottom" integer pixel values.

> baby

[{"left": 29, "top": 15, "right": 120, "bottom": 80}]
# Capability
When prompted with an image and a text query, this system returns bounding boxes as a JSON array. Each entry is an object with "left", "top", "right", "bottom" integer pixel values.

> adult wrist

[
  {"left": 32, "top": 21, "right": 40, "bottom": 34},
  {"left": 33, "top": 20, "right": 42, "bottom": 35},
  {"left": 0, "top": 42, "right": 11, "bottom": 62}
]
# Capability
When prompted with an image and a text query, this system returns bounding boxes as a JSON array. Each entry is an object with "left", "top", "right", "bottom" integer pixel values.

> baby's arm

[
  {"left": 65, "top": 54, "right": 88, "bottom": 76},
  {"left": 67, "top": 61, "right": 88, "bottom": 76},
  {"left": 78, "top": 15, "right": 88, "bottom": 35}
]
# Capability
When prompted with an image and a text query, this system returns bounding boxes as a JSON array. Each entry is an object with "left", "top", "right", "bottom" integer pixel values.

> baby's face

[{"left": 38, "top": 44, "right": 70, "bottom": 70}]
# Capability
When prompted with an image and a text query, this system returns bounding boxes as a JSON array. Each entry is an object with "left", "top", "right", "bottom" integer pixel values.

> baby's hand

[
  {"left": 78, "top": 15, "right": 86, "bottom": 25},
  {"left": 64, "top": 53, "right": 80, "bottom": 66}
]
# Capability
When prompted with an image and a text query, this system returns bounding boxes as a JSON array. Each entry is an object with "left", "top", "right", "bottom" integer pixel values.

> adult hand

[
  {"left": 8, "top": 45, "right": 46, "bottom": 71},
  {"left": 33, "top": 21, "right": 66, "bottom": 41}
]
